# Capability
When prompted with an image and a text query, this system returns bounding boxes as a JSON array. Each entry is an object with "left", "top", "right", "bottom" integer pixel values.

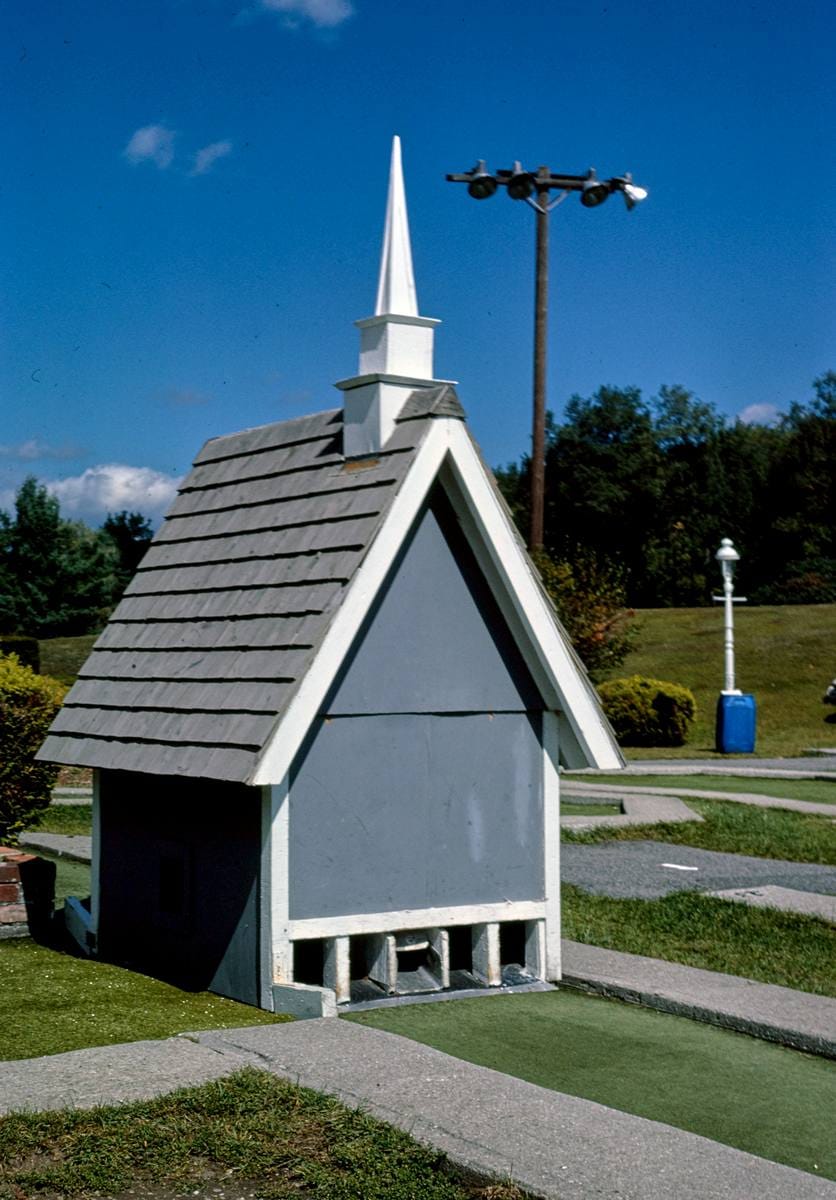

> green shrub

[
  {"left": 598, "top": 674, "right": 697, "bottom": 746},
  {"left": 0, "top": 653, "right": 66, "bottom": 843},
  {"left": 0, "top": 635, "right": 40, "bottom": 673}
]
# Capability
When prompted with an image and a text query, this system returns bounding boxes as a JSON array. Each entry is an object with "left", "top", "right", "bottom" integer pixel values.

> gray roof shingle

[{"left": 39, "top": 397, "right": 463, "bottom": 782}]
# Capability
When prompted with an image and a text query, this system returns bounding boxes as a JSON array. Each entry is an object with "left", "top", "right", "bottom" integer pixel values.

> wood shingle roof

[{"left": 40, "top": 391, "right": 464, "bottom": 782}]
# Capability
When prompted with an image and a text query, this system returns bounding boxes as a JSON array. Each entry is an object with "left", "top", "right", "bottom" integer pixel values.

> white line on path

[{"left": 660, "top": 863, "right": 699, "bottom": 871}]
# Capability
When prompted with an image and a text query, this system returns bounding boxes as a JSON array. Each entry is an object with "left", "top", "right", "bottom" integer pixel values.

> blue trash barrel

[{"left": 715, "top": 693, "right": 757, "bottom": 753}]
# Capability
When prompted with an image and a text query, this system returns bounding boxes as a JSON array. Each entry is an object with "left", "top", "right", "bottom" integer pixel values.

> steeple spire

[
  {"left": 375, "top": 135, "right": 418, "bottom": 317},
  {"left": 336, "top": 136, "right": 453, "bottom": 458}
]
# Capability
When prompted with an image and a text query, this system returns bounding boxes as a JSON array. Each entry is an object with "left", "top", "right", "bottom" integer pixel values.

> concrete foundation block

[{"left": 272, "top": 982, "right": 337, "bottom": 1020}]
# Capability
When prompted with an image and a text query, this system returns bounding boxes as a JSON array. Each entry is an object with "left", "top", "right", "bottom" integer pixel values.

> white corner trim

[
  {"left": 542, "top": 711, "right": 561, "bottom": 980},
  {"left": 269, "top": 778, "right": 291, "bottom": 984},
  {"left": 441, "top": 423, "right": 622, "bottom": 770},
  {"left": 251, "top": 419, "right": 453, "bottom": 785}
]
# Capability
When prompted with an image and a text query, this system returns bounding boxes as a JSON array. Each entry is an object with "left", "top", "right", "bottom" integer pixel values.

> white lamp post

[
  {"left": 712, "top": 538, "right": 756, "bottom": 753},
  {"left": 713, "top": 537, "right": 744, "bottom": 693}
]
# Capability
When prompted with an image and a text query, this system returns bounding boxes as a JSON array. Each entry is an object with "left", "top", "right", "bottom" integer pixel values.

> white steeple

[
  {"left": 336, "top": 136, "right": 452, "bottom": 458},
  {"left": 374, "top": 136, "right": 418, "bottom": 317}
]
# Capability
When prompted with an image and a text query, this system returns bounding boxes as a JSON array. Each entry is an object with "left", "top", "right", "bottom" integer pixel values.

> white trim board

[
  {"left": 287, "top": 900, "right": 546, "bottom": 941},
  {"left": 251, "top": 417, "right": 622, "bottom": 785}
]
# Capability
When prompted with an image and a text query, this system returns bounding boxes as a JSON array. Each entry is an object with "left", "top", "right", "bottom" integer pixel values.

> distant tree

[
  {"left": 532, "top": 548, "right": 638, "bottom": 681},
  {"left": 494, "top": 375, "right": 834, "bottom": 607},
  {"left": 544, "top": 386, "right": 662, "bottom": 590},
  {"left": 102, "top": 510, "right": 153, "bottom": 592},
  {"left": 0, "top": 478, "right": 119, "bottom": 636}
]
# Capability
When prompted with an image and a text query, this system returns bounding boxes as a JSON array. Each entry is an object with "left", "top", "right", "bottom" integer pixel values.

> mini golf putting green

[{"left": 346, "top": 990, "right": 835, "bottom": 1181}]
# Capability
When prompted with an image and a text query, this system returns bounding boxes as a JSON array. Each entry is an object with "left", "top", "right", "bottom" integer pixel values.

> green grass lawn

[
  {"left": 0, "top": 1069, "right": 524, "bottom": 1200},
  {"left": 567, "top": 773, "right": 836, "bottom": 805},
  {"left": 0, "top": 939, "right": 289, "bottom": 1061},
  {"left": 347, "top": 990, "right": 836, "bottom": 1182},
  {"left": 603, "top": 603, "right": 835, "bottom": 758},
  {"left": 31, "top": 803, "right": 92, "bottom": 837},
  {"left": 562, "top": 795, "right": 836, "bottom": 864},
  {"left": 561, "top": 883, "right": 836, "bottom": 996},
  {"left": 38, "top": 634, "right": 98, "bottom": 688}
]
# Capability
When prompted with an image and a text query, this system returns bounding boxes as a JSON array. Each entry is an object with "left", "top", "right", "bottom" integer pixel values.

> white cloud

[
  {"left": 0, "top": 439, "right": 83, "bottom": 461},
  {"left": 738, "top": 402, "right": 780, "bottom": 426},
  {"left": 123, "top": 124, "right": 176, "bottom": 169},
  {"left": 259, "top": 0, "right": 354, "bottom": 28},
  {"left": 164, "top": 387, "right": 211, "bottom": 407},
  {"left": 46, "top": 465, "right": 181, "bottom": 522},
  {"left": 190, "top": 140, "right": 233, "bottom": 176}
]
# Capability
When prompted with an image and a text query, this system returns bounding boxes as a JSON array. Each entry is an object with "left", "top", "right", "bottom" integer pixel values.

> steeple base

[{"left": 336, "top": 373, "right": 455, "bottom": 458}]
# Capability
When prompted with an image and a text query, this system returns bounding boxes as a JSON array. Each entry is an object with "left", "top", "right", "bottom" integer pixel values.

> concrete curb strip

[
  {"left": 2, "top": 1020, "right": 833, "bottom": 1200},
  {"left": 19, "top": 832, "right": 92, "bottom": 863},
  {"left": 562, "top": 793, "right": 701, "bottom": 829},
  {"left": 563, "top": 779, "right": 836, "bottom": 817},
  {"left": 561, "top": 940, "right": 836, "bottom": 1059}
]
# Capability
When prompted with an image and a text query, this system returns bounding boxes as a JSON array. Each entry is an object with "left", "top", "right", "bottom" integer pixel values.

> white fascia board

[
  {"left": 251, "top": 418, "right": 453, "bottom": 786},
  {"left": 441, "top": 422, "right": 623, "bottom": 771}
]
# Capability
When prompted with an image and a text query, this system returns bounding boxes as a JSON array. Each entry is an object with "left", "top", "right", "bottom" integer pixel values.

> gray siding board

[
  {"left": 51, "top": 705, "right": 275, "bottom": 747},
  {"left": 79, "top": 647, "right": 310, "bottom": 681},
  {"left": 39, "top": 735, "right": 257, "bottom": 781},
  {"left": 65, "top": 678, "right": 291, "bottom": 713},
  {"left": 112, "top": 582, "right": 342, "bottom": 623},
  {"left": 126, "top": 550, "right": 361, "bottom": 596},
  {"left": 94, "top": 614, "right": 325, "bottom": 652},
  {"left": 97, "top": 772, "right": 261, "bottom": 1004},
  {"left": 139, "top": 519, "right": 378, "bottom": 568},
  {"left": 289, "top": 712, "right": 543, "bottom": 919},
  {"left": 327, "top": 491, "right": 540, "bottom": 715}
]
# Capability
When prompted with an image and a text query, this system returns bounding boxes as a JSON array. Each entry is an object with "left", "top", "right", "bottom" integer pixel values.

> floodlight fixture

[
  {"left": 506, "top": 162, "right": 536, "bottom": 201},
  {"left": 580, "top": 169, "right": 610, "bottom": 208},
  {"left": 446, "top": 156, "right": 648, "bottom": 551},
  {"left": 466, "top": 161, "right": 498, "bottom": 200}
]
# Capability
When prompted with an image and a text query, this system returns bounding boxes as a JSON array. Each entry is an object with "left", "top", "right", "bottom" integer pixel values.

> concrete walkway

[
  {"left": 576, "top": 755, "right": 836, "bottom": 779},
  {"left": 2, "top": 1017, "right": 834, "bottom": 1200}
]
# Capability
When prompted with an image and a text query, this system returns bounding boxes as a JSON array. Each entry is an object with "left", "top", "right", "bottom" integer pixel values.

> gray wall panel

[
  {"left": 97, "top": 770, "right": 261, "bottom": 1004},
  {"left": 289, "top": 712, "right": 543, "bottom": 919},
  {"left": 326, "top": 491, "right": 540, "bottom": 715}
]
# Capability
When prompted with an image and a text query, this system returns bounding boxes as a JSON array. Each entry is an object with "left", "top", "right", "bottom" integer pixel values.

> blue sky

[{"left": 3, "top": 0, "right": 834, "bottom": 524}]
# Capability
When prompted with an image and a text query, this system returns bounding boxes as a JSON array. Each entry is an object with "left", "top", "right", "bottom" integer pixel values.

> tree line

[
  {"left": 496, "top": 373, "right": 835, "bottom": 608},
  {"left": 0, "top": 372, "right": 831, "bottom": 642},
  {"left": 0, "top": 479, "right": 152, "bottom": 637}
]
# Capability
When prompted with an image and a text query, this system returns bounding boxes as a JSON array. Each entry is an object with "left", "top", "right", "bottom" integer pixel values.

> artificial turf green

[
  {"left": 0, "top": 940, "right": 289, "bottom": 1061},
  {"left": 0, "top": 1068, "right": 526, "bottom": 1200},
  {"left": 562, "top": 795, "right": 836, "bottom": 864},
  {"left": 566, "top": 773, "right": 836, "bottom": 806},
  {"left": 346, "top": 990, "right": 836, "bottom": 1181},
  {"left": 561, "top": 884, "right": 836, "bottom": 996}
]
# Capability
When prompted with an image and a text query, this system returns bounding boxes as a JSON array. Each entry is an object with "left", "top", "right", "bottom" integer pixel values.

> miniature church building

[{"left": 39, "top": 139, "right": 622, "bottom": 1015}]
